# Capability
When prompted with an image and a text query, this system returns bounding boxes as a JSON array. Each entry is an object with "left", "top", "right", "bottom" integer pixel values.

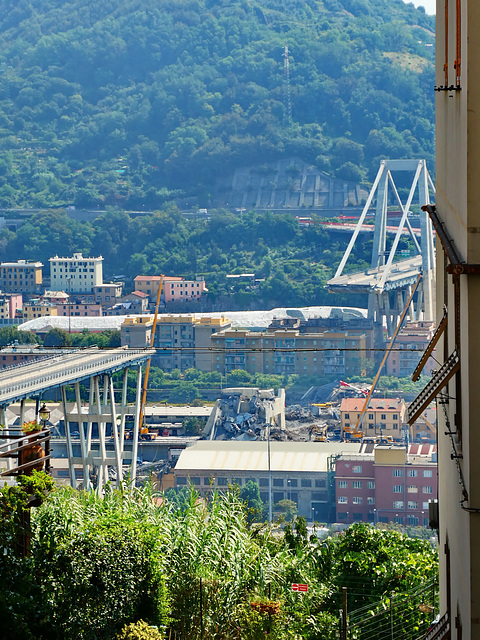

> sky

[{"left": 404, "top": 0, "right": 436, "bottom": 14}]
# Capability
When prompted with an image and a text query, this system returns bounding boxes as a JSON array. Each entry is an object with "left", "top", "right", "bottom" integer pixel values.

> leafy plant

[
  {"left": 115, "top": 620, "right": 164, "bottom": 640},
  {"left": 21, "top": 420, "right": 43, "bottom": 434}
]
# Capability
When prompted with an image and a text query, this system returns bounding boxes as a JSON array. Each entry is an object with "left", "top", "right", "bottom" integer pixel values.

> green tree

[
  {"left": 43, "top": 328, "right": 73, "bottom": 347},
  {"left": 239, "top": 480, "right": 264, "bottom": 524}
]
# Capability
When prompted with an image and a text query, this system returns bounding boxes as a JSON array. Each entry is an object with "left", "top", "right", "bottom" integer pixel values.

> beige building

[
  {"left": 121, "top": 315, "right": 154, "bottom": 348},
  {"left": 0, "top": 260, "right": 43, "bottom": 294},
  {"left": 21, "top": 302, "right": 58, "bottom": 321},
  {"left": 174, "top": 440, "right": 365, "bottom": 521},
  {"left": 49, "top": 253, "right": 103, "bottom": 293},
  {"left": 94, "top": 282, "right": 123, "bottom": 306},
  {"left": 120, "top": 314, "right": 231, "bottom": 370},
  {"left": 340, "top": 397, "right": 407, "bottom": 440},
  {"left": 212, "top": 328, "right": 366, "bottom": 377}
]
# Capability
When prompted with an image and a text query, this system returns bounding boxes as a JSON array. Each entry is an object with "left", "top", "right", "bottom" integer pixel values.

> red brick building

[{"left": 335, "top": 444, "right": 437, "bottom": 527}]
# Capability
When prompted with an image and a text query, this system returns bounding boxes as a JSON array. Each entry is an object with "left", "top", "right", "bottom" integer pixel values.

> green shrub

[{"left": 116, "top": 620, "right": 164, "bottom": 640}]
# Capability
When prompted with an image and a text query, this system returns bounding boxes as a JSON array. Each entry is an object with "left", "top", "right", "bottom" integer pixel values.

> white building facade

[{"left": 49, "top": 253, "right": 103, "bottom": 293}]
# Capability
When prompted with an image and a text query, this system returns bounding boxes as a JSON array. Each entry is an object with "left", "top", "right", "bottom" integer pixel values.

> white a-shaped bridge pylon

[{"left": 327, "top": 159, "right": 435, "bottom": 335}]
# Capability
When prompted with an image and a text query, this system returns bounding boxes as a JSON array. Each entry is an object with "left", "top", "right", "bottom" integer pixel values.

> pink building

[
  {"left": 0, "top": 293, "right": 22, "bottom": 319},
  {"left": 335, "top": 444, "right": 437, "bottom": 527},
  {"left": 134, "top": 275, "right": 207, "bottom": 304},
  {"left": 57, "top": 303, "right": 102, "bottom": 317}
]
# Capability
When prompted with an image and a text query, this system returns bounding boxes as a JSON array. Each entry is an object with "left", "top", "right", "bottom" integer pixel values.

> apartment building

[
  {"left": 385, "top": 322, "right": 436, "bottom": 377},
  {"left": 21, "top": 302, "right": 58, "bottom": 321},
  {"left": 134, "top": 275, "right": 207, "bottom": 303},
  {"left": 339, "top": 397, "right": 407, "bottom": 440},
  {"left": 0, "top": 260, "right": 43, "bottom": 294},
  {"left": 212, "top": 328, "right": 366, "bottom": 377},
  {"left": 56, "top": 303, "right": 102, "bottom": 317},
  {"left": 153, "top": 315, "right": 231, "bottom": 371},
  {"left": 93, "top": 283, "right": 123, "bottom": 306},
  {"left": 49, "top": 253, "right": 103, "bottom": 293},
  {"left": 121, "top": 316, "right": 154, "bottom": 348},
  {"left": 335, "top": 444, "right": 437, "bottom": 527},
  {"left": 0, "top": 293, "right": 22, "bottom": 319},
  {"left": 121, "top": 315, "right": 232, "bottom": 368}
]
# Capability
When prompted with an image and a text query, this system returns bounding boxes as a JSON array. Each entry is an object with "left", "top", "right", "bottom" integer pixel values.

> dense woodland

[
  {"left": 0, "top": 207, "right": 417, "bottom": 309},
  {"left": 0, "top": 0, "right": 435, "bottom": 209}
]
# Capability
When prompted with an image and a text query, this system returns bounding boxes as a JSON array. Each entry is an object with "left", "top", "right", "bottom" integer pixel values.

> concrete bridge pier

[{"left": 63, "top": 365, "right": 144, "bottom": 494}]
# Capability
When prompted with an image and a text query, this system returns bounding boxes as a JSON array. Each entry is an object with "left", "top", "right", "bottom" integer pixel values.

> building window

[
  {"left": 273, "top": 478, "right": 284, "bottom": 487},
  {"left": 393, "top": 469, "right": 404, "bottom": 477},
  {"left": 367, "top": 481, "right": 375, "bottom": 489},
  {"left": 288, "top": 479, "right": 298, "bottom": 488},
  {"left": 407, "top": 486, "right": 418, "bottom": 493},
  {"left": 423, "top": 486, "right": 433, "bottom": 494},
  {"left": 408, "top": 469, "right": 418, "bottom": 477},
  {"left": 423, "top": 502, "right": 429, "bottom": 510},
  {"left": 315, "top": 479, "right": 326, "bottom": 488},
  {"left": 353, "top": 481, "right": 362, "bottom": 489},
  {"left": 407, "top": 501, "right": 418, "bottom": 510},
  {"left": 393, "top": 500, "right": 404, "bottom": 509},
  {"left": 190, "top": 477, "right": 200, "bottom": 485},
  {"left": 423, "top": 470, "right": 433, "bottom": 478},
  {"left": 273, "top": 492, "right": 283, "bottom": 503},
  {"left": 301, "top": 479, "right": 312, "bottom": 488},
  {"left": 381, "top": 414, "right": 386, "bottom": 420},
  {"left": 338, "top": 496, "right": 348, "bottom": 504},
  {"left": 259, "top": 478, "right": 269, "bottom": 487},
  {"left": 217, "top": 478, "right": 228, "bottom": 486},
  {"left": 393, "top": 485, "right": 403, "bottom": 493},
  {"left": 344, "top": 413, "right": 350, "bottom": 419},
  {"left": 177, "top": 477, "right": 187, "bottom": 485},
  {"left": 353, "top": 465, "right": 362, "bottom": 473},
  {"left": 352, "top": 497, "right": 363, "bottom": 505},
  {"left": 367, "top": 496, "right": 375, "bottom": 505},
  {"left": 338, "top": 512, "right": 348, "bottom": 519},
  {"left": 338, "top": 480, "right": 348, "bottom": 489}
]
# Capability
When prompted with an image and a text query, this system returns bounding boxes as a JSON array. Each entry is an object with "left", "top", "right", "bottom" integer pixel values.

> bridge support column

[
  {"left": 63, "top": 366, "right": 144, "bottom": 494},
  {"left": 61, "top": 385, "right": 77, "bottom": 489}
]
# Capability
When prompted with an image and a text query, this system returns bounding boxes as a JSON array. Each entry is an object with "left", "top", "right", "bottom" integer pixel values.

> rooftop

[
  {"left": 175, "top": 441, "right": 365, "bottom": 474},
  {"left": 340, "top": 397, "right": 404, "bottom": 412}
]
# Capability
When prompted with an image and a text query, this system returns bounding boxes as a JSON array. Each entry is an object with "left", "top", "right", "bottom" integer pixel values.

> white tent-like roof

[{"left": 18, "top": 305, "right": 368, "bottom": 334}]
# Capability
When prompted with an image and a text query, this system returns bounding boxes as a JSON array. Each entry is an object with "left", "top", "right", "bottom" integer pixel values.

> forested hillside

[
  {"left": 0, "top": 0, "right": 434, "bottom": 209},
  {"left": 0, "top": 207, "right": 416, "bottom": 309}
]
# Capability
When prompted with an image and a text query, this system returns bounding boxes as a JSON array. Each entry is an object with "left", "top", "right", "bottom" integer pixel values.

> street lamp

[{"left": 39, "top": 403, "right": 50, "bottom": 429}]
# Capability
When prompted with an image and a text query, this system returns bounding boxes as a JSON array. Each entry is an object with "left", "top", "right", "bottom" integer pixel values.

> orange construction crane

[
  {"left": 139, "top": 275, "right": 164, "bottom": 432},
  {"left": 343, "top": 274, "right": 422, "bottom": 440}
]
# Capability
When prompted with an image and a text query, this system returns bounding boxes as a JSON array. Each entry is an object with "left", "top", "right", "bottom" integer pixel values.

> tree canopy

[{"left": 0, "top": 0, "right": 434, "bottom": 208}]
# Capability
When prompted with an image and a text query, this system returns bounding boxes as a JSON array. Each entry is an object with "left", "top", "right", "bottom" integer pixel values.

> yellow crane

[
  {"left": 343, "top": 274, "right": 422, "bottom": 440},
  {"left": 138, "top": 275, "right": 164, "bottom": 434}
]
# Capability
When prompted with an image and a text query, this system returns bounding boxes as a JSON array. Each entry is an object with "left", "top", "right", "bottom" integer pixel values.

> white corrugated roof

[
  {"left": 175, "top": 441, "right": 364, "bottom": 474},
  {"left": 18, "top": 305, "right": 367, "bottom": 333}
]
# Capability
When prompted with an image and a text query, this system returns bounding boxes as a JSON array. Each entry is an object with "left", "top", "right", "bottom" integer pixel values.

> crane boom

[
  {"left": 139, "top": 275, "right": 164, "bottom": 430},
  {"left": 348, "top": 274, "right": 422, "bottom": 439}
]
